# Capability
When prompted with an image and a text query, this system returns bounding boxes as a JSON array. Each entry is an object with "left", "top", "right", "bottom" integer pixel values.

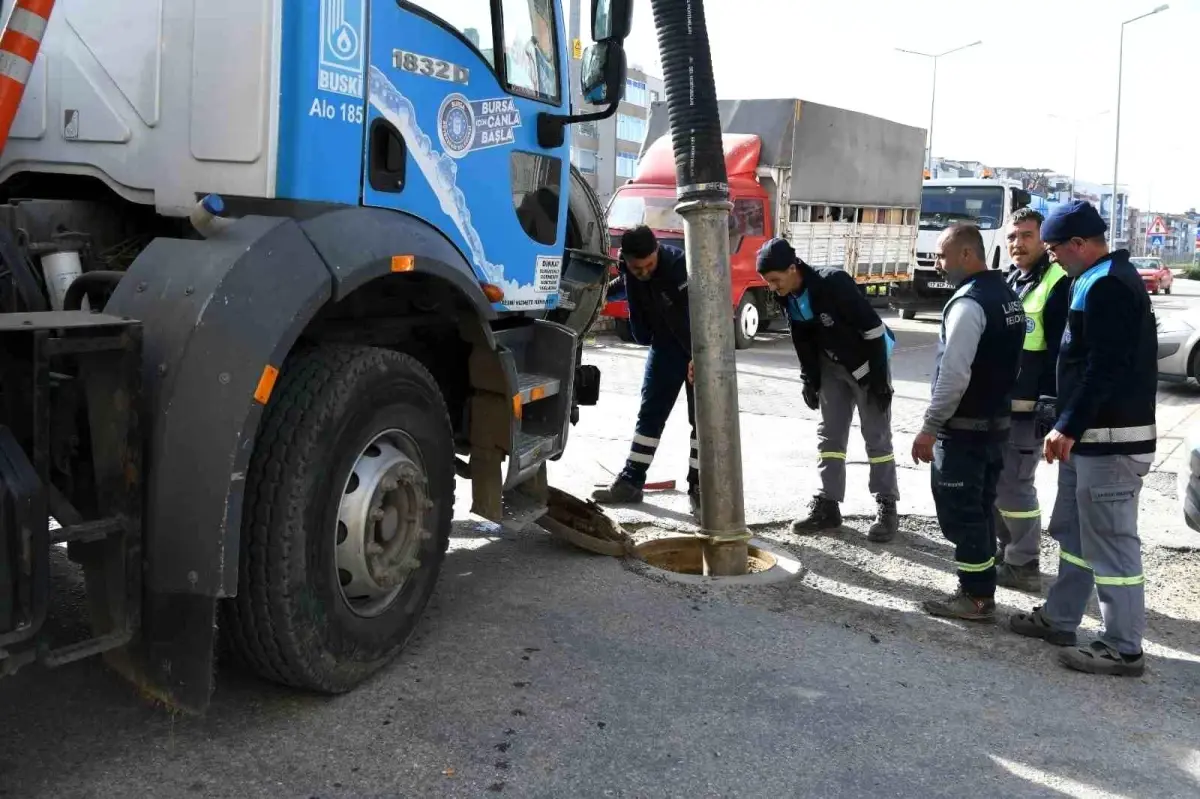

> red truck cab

[{"left": 602, "top": 133, "right": 773, "bottom": 349}]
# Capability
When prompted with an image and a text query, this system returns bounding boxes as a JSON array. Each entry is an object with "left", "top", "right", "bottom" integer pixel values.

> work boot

[
  {"left": 867, "top": 496, "right": 898, "bottom": 543},
  {"left": 791, "top": 495, "right": 842, "bottom": 535},
  {"left": 1058, "top": 641, "right": 1145, "bottom": 677},
  {"left": 997, "top": 561, "right": 1042, "bottom": 593},
  {"left": 688, "top": 485, "right": 700, "bottom": 517},
  {"left": 1008, "top": 605, "right": 1076, "bottom": 646},
  {"left": 591, "top": 478, "right": 643, "bottom": 504},
  {"left": 922, "top": 588, "right": 996, "bottom": 622}
]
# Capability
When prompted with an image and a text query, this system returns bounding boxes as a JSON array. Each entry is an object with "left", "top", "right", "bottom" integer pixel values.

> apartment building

[{"left": 568, "top": 65, "right": 665, "bottom": 206}]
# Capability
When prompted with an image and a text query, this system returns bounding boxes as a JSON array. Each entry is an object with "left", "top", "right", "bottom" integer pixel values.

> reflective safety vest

[{"left": 1022, "top": 263, "right": 1066, "bottom": 352}]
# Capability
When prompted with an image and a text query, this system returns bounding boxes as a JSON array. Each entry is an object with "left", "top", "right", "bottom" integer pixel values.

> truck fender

[
  {"left": 298, "top": 206, "right": 498, "bottom": 320},
  {"left": 104, "top": 210, "right": 504, "bottom": 711}
]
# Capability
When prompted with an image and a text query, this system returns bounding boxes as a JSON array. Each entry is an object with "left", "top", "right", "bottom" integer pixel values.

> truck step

[
  {"left": 499, "top": 489, "right": 548, "bottom": 533},
  {"left": 514, "top": 431, "right": 559, "bottom": 472},
  {"left": 516, "top": 372, "right": 561, "bottom": 404}
]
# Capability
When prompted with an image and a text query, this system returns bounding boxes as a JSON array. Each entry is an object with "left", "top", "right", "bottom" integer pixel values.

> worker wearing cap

[
  {"left": 1009, "top": 200, "right": 1157, "bottom": 677},
  {"left": 755, "top": 238, "right": 900, "bottom": 542},
  {"left": 993, "top": 208, "right": 1069, "bottom": 593},
  {"left": 593, "top": 225, "right": 700, "bottom": 514},
  {"left": 913, "top": 224, "right": 1024, "bottom": 622}
]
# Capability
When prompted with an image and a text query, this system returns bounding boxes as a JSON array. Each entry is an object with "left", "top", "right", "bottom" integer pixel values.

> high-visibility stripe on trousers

[
  {"left": 1043, "top": 454, "right": 1150, "bottom": 656},
  {"left": 617, "top": 341, "right": 699, "bottom": 491},
  {"left": 815, "top": 357, "right": 899, "bottom": 503},
  {"left": 0, "top": 0, "right": 55, "bottom": 154},
  {"left": 994, "top": 418, "right": 1044, "bottom": 567},
  {"left": 931, "top": 436, "right": 1004, "bottom": 597}
]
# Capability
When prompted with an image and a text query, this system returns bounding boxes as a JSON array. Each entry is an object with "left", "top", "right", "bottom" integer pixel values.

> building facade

[
  {"left": 568, "top": 65, "right": 664, "bottom": 207},
  {"left": 1128, "top": 208, "right": 1197, "bottom": 260}
]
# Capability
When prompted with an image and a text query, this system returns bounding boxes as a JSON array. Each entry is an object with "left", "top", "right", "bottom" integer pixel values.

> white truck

[{"left": 890, "top": 177, "right": 1034, "bottom": 320}]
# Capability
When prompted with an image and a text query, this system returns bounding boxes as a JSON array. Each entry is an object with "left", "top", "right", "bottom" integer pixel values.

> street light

[
  {"left": 1048, "top": 109, "right": 1110, "bottom": 197},
  {"left": 1111, "top": 4, "right": 1169, "bottom": 245},
  {"left": 896, "top": 40, "right": 982, "bottom": 173}
]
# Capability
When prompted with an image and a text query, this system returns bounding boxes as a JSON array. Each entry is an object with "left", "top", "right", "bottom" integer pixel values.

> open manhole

[{"left": 627, "top": 535, "right": 800, "bottom": 586}]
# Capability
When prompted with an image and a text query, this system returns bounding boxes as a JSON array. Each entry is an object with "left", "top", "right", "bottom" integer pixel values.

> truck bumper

[{"left": 889, "top": 277, "right": 952, "bottom": 315}]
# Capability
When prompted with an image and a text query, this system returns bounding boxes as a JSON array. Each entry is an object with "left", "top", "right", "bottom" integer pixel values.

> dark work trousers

[
  {"left": 932, "top": 436, "right": 1004, "bottom": 597},
  {"left": 618, "top": 340, "right": 700, "bottom": 492}
]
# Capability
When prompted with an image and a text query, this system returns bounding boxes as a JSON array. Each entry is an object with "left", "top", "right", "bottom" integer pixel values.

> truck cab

[
  {"left": 0, "top": 0, "right": 633, "bottom": 712},
  {"left": 604, "top": 133, "right": 772, "bottom": 349},
  {"left": 891, "top": 177, "right": 1033, "bottom": 320}
]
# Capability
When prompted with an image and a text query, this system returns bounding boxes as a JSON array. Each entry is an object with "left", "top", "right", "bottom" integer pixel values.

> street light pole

[
  {"left": 1048, "top": 110, "right": 1109, "bottom": 198},
  {"left": 1112, "top": 4, "right": 1169, "bottom": 246},
  {"left": 896, "top": 40, "right": 982, "bottom": 174}
]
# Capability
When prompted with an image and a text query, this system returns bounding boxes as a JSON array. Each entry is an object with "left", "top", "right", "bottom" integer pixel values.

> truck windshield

[
  {"left": 920, "top": 186, "right": 1005, "bottom": 231},
  {"left": 608, "top": 194, "right": 685, "bottom": 232}
]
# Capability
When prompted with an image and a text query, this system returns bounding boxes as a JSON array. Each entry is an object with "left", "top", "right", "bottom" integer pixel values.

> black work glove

[
  {"left": 867, "top": 369, "right": 893, "bottom": 411},
  {"left": 1034, "top": 395, "right": 1058, "bottom": 439},
  {"left": 802, "top": 381, "right": 820, "bottom": 411}
]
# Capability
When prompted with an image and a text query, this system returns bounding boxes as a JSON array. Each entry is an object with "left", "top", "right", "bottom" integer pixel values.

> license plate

[{"left": 927, "top": 281, "right": 953, "bottom": 290}]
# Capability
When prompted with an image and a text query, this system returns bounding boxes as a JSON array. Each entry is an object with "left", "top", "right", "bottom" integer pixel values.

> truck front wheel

[
  {"left": 734, "top": 293, "right": 761, "bottom": 350},
  {"left": 222, "top": 344, "right": 454, "bottom": 692}
]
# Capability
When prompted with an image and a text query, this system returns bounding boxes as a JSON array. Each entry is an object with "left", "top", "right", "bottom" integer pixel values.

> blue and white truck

[{"left": 0, "top": 0, "right": 632, "bottom": 712}]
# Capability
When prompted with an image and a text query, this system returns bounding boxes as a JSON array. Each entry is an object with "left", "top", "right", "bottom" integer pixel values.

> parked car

[
  {"left": 1181, "top": 428, "right": 1200, "bottom": 533},
  {"left": 1155, "top": 310, "right": 1200, "bottom": 382},
  {"left": 1132, "top": 256, "right": 1173, "bottom": 295}
]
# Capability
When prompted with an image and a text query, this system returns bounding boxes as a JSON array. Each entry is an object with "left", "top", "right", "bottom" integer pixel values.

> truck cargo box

[
  {"left": 0, "top": 0, "right": 281, "bottom": 215},
  {"left": 639, "top": 98, "right": 925, "bottom": 285}
]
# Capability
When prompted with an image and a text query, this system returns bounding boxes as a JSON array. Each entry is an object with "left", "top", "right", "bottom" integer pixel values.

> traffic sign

[
  {"left": 1148, "top": 216, "right": 1168, "bottom": 236},
  {"left": 1149, "top": 234, "right": 1165, "bottom": 248}
]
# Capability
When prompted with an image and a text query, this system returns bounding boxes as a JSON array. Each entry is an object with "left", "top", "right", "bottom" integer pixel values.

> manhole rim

[{"left": 622, "top": 535, "right": 801, "bottom": 586}]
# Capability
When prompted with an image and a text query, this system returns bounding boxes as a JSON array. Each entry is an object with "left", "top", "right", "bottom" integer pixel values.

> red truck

[{"left": 601, "top": 98, "right": 926, "bottom": 349}]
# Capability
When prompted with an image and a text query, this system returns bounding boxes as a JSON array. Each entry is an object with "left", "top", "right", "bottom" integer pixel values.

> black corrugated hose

[{"left": 648, "top": 0, "right": 728, "bottom": 202}]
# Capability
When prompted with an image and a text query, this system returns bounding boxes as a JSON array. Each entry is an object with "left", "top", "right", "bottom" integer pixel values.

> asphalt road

[{"left": 3, "top": 280, "right": 1200, "bottom": 799}]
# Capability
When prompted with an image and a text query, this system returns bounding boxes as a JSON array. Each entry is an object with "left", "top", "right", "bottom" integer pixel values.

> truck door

[{"left": 360, "top": 0, "right": 571, "bottom": 312}]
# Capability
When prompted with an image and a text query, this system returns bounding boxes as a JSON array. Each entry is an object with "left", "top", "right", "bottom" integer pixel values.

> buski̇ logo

[{"left": 438, "top": 94, "right": 475, "bottom": 158}]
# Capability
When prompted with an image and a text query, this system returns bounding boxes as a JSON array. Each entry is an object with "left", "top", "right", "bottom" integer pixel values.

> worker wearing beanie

[
  {"left": 914, "top": 224, "right": 1024, "bottom": 622},
  {"left": 1009, "top": 200, "right": 1157, "bottom": 677},
  {"left": 756, "top": 237, "right": 900, "bottom": 542},
  {"left": 993, "top": 207, "right": 1070, "bottom": 593},
  {"left": 592, "top": 225, "right": 701, "bottom": 515}
]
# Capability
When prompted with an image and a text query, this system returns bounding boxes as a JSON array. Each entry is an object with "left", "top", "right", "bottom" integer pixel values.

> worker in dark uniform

[
  {"left": 1009, "top": 200, "right": 1157, "bottom": 677},
  {"left": 756, "top": 238, "right": 900, "bottom": 542},
  {"left": 593, "top": 225, "right": 700, "bottom": 515},
  {"left": 913, "top": 224, "right": 1024, "bottom": 621},
  {"left": 994, "top": 208, "right": 1069, "bottom": 592}
]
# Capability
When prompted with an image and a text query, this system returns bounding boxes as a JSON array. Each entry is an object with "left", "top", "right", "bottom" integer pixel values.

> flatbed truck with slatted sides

[
  {"left": 0, "top": 0, "right": 636, "bottom": 712},
  {"left": 601, "top": 98, "right": 927, "bottom": 349}
]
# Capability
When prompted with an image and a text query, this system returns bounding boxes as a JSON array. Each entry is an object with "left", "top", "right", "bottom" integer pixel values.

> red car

[{"left": 1132, "top": 257, "right": 1173, "bottom": 295}]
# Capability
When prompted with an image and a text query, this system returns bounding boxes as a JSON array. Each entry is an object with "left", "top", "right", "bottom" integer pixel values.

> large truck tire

[
  {"left": 221, "top": 344, "right": 454, "bottom": 693},
  {"left": 901, "top": 309, "right": 917, "bottom": 321},
  {"left": 734, "top": 293, "right": 761, "bottom": 350}
]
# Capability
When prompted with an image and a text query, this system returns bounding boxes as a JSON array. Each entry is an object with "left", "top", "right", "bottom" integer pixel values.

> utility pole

[
  {"left": 649, "top": 0, "right": 748, "bottom": 576},
  {"left": 1048, "top": 110, "right": 1109, "bottom": 199},
  {"left": 896, "top": 40, "right": 981, "bottom": 173},
  {"left": 1112, "top": 4, "right": 1169, "bottom": 246}
]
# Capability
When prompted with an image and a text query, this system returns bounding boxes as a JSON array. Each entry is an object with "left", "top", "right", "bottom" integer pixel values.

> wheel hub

[
  {"left": 336, "top": 432, "right": 431, "bottom": 616},
  {"left": 741, "top": 302, "right": 760, "bottom": 338}
]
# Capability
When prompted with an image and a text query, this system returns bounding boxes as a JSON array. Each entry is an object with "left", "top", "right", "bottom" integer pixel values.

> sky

[{"left": 573, "top": 0, "right": 1199, "bottom": 214}]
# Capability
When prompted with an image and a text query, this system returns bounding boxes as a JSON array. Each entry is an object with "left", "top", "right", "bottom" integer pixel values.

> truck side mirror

[
  {"left": 1012, "top": 189, "right": 1031, "bottom": 210},
  {"left": 580, "top": 41, "right": 626, "bottom": 105},
  {"left": 592, "top": 0, "right": 633, "bottom": 42}
]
